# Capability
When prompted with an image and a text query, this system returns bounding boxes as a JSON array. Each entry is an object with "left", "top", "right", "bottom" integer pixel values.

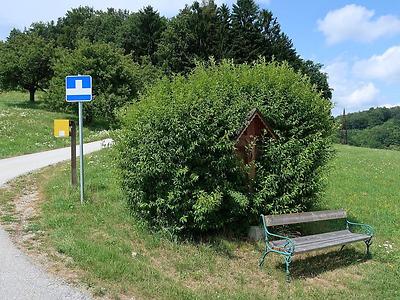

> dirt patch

[{"left": 14, "top": 187, "right": 40, "bottom": 240}]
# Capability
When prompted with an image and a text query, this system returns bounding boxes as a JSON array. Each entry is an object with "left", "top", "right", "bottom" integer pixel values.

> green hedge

[{"left": 116, "top": 60, "right": 334, "bottom": 235}]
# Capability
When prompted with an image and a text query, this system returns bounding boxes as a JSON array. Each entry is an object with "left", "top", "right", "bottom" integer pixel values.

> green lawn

[
  {"left": 0, "top": 91, "right": 109, "bottom": 158},
  {"left": 1, "top": 144, "right": 399, "bottom": 299}
]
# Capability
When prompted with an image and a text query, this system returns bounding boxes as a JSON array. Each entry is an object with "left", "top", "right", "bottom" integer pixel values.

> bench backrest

[{"left": 263, "top": 209, "right": 347, "bottom": 227}]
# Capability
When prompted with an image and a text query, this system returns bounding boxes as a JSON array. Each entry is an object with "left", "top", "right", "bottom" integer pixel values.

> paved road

[
  {"left": 0, "top": 139, "right": 112, "bottom": 186},
  {"left": 0, "top": 140, "right": 112, "bottom": 299}
]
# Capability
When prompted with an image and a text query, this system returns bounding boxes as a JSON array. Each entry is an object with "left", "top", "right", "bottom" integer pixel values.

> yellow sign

[{"left": 54, "top": 119, "right": 70, "bottom": 138}]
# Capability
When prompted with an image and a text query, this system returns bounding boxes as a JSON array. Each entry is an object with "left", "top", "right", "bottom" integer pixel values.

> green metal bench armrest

[
  {"left": 347, "top": 220, "right": 374, "bottom": 236},
  {"left": 260, "top": 215, "right": 295, "bottom": 255},
  {"left": 264, "top": 228, "right": 295, "bottom": 254}
]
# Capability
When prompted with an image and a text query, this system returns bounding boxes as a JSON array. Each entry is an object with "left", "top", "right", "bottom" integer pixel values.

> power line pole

[{"left": 341, "top": 108, "right": 348, "bottom": 145}]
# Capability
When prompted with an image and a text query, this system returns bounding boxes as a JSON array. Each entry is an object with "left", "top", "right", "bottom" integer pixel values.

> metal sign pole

[
  {"left": 70, "top": 120, "right": 77, "bottom": 186},
  {"left": 78, "top": 102, "right": 84, "bottom": 204}
]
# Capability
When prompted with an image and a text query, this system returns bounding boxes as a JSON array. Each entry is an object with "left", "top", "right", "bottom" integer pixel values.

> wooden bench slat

[
  {"left": 270, "top": 230, "right": 370, "bottom": 254},
  {"left": 264, "top": 209, "right": 347, "bottom": 226},
  {"left": 270, "top": 230, "right": 352, "bottom": 248},
  {"left": 295, "top": 233, "right": 370, "bottom": 253}
]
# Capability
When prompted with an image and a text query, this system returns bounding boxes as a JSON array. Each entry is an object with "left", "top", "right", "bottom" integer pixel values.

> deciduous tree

[{"left": 0, "top": 32, "right": 53, "bottom": 102}]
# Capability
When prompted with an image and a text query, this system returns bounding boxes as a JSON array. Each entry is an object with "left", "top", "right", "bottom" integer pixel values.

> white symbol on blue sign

[{"left": 66, "top": 75, "right": 92, "bottom": 102}]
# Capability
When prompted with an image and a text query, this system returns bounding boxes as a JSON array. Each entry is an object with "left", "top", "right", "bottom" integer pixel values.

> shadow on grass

[
  {"left": 283, "top": 248, "right": 370, "bottom": 279},
  {"left": 85, "top": 119, "right": 111, "bottom": 131}
]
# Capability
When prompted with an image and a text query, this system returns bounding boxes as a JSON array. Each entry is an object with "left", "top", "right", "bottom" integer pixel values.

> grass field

[
  {"left": 0, "top": 91, "right": 109, "bottom": 158},
  {"left": 1, "top": 144, "right": 399, "bottom": 299}
]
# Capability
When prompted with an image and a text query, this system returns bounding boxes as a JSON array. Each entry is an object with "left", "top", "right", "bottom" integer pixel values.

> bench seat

[{"left": 270, "top": 229, "right": 371, "bottom": 254}]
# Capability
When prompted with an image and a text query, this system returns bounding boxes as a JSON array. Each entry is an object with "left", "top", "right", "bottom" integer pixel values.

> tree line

[
  {"left": 0, "top": 0, "right": 331, "bottom": 126},
  {"left": 337, "top": 106, "right": 400, "bottom": 150}
]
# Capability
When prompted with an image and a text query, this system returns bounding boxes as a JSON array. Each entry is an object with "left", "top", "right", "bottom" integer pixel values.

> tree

[
  {"left": 190, "top": 1, "right": 219, "bottom": 60},
  {"left": 78, "top": 8, "right": 129, "bottom": 45},
  {"left": 216, "top": 4, "right": 232, "bottom": 59},
  {"left": 230, "top": 0, "right": 263, "bottom": 63},
  {"left": 156, "top": 1, "right": 227, "bottom": 73},
  {"left": 28, "top": 21, "right": 58, "bottom": 42},
  {"left": 0, "top": 42, "right": 4, "bottom": 91},
  {"left": 120, "top": 6, "right": 167, "bottom": 63},
  {"left": 156, "top": 8, "right": 197, "bottom": 74},
  {"left": 299, "top": 60, "right": 332, "bottom": 100},
  {"left": 258, "top": 10, "right": 297, "bottom": 63},
  {"left": 0, "top": 32, "right": 53, "bottom": 102},
  {"left": 55, "top": 6, "right": 95, "bottom": 49}
]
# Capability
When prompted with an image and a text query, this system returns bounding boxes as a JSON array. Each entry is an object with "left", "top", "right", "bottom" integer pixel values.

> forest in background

[{"left": 337, "top": 106, "right": 400, "bottom": 150}]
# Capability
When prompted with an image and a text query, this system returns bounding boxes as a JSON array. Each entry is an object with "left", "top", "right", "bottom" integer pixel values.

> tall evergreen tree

[
  {"left": 156, "top": 8, "right": 196, "bottom": 74},
  {"left": 230, "top": 0, "right": 263, "bottom": 63},
  {"left": 299, "top": 60, "right": 332, "bottom": 100},
  {"left": 157, "top": 1, "right": 224, "bottom": 73},
  {"left": 191, "top": 1, "right": 219, "bottom": 59},
  {"left": 216, "top": 4, "right": 232, "bottom": 59},
  {"left": 120, "top": 6, "right": 167, "bottom": 64},
  {"left": 258, "top": 10, "right": 297, "bottom": 63}
]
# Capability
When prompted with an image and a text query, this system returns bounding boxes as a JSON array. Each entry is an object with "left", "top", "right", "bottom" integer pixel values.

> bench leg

[
  {"left": 365, "top": 238, "right": 372, "bottom": 257},
  {"left": 284, "top": 255, "right": 292, "bottom": 282},
  {"left": 259, "top": 249, "right": 269, "bottom": 267}
]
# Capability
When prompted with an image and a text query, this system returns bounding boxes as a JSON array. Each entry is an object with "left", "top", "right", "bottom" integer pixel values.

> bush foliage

[
  {"left": 116, "top": 60, "right": 334, "bottom": 235},
  {"left": 44, "top": 40, "right": 161, "bottom": 125}
]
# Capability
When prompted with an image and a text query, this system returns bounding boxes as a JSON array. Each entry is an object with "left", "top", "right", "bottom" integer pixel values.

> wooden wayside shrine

[{"left": 235, "top": 108, "right": 276, "bottom": 181}]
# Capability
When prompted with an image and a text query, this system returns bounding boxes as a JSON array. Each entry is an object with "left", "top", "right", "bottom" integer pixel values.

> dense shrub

[
  {"left": 44, "top": 40, "right": 161, "bottom": 126},
  {"left": 116, "top": 60, "right": 334, "bottom": 235}
]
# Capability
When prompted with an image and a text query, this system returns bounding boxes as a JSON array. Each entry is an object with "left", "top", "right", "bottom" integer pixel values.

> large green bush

[
  {"left": 44, "top": 40, "right": 161, "bottom": 126},
  {"left": 116, "top": 60, "right": 334, "bottom": 235}
]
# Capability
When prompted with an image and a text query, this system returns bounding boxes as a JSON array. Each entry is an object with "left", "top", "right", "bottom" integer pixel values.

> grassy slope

[
  {"left": 0, "top": 91, "right": 108, "bottom": 159},
  {"left": 2, "top": 144, "right": 400, "bottom": 299}
]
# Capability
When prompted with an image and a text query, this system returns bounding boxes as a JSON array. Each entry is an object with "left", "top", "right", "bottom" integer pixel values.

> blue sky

[{"left": 1, "top": 0, "right": 399, "bottom": 115}]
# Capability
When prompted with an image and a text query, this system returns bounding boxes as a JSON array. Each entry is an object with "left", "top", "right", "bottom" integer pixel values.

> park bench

[{"left": 259, "top": 209, "right": 373, "bottom": 280}]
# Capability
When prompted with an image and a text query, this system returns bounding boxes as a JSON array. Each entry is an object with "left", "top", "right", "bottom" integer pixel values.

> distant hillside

[{"left": 335, "top": 106, "right": 400, "bottom": 150}]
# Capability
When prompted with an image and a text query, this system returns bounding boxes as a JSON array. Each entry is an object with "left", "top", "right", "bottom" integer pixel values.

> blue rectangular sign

[{"left": 66, "top": 75, "right": 93, "bottom": 102}]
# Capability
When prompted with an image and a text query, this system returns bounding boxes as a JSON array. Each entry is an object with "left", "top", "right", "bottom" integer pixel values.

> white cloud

[
  {"left": 353, "top": 46, "right": 400, "bottom": 82},
  {"left": 324, "top": 59, "right": 380, "bottom": 114},
  {"left": 323, "top": 60, "right": 349, "bottom": 95},
  {"left": 318, "top": 4, "right": 400, "bottom": 45},
  {"left": 346, "top": 83, "right": 379, "bottom": 106}
]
